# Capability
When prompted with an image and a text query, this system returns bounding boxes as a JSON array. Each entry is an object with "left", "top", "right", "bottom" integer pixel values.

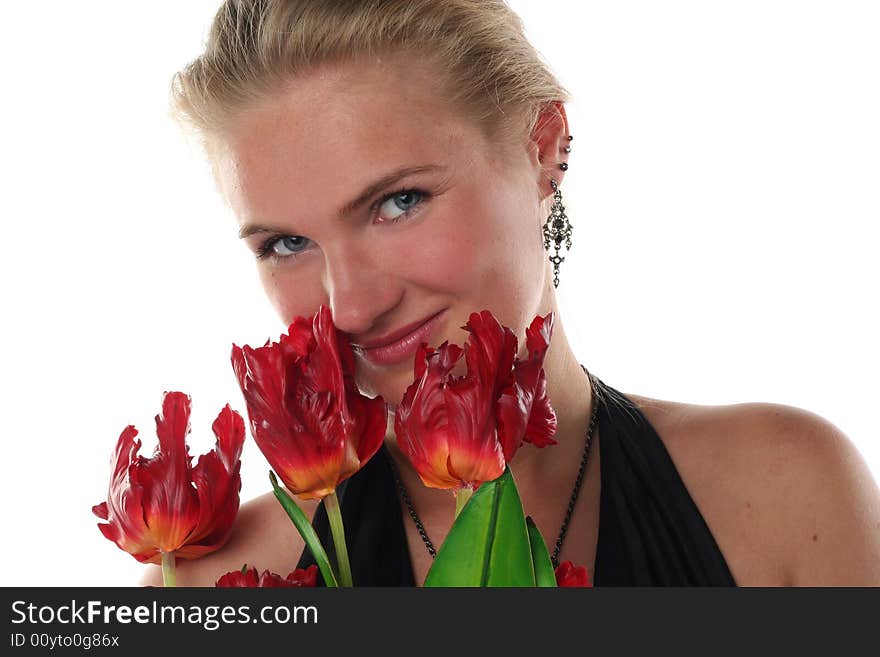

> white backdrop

[{"left": 1, "top": 1, "right": 876, "bottom": 586}]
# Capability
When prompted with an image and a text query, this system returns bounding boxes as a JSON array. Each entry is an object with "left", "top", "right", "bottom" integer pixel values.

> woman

[{"left": 144, "top": 0, "right": 880, "bottom": 586}]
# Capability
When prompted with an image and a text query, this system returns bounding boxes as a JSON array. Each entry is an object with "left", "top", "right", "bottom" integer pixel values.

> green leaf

[
  {"left": 526, "top": 516, "right": 558, "bottom": 587},
  {"left": 269, "top": 471, "right": 339, "bottom": 587},
  {"left": 423, "top": 467, "right": 536, "bottom": 587}
]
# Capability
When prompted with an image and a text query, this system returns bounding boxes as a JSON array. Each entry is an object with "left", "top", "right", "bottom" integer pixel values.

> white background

[{"left": 1, "top": 1, "right": 876, "bottom": 586}]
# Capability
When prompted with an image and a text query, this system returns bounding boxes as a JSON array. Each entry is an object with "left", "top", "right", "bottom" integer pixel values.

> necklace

[{"left": 388, "top": 364, "right": 600, "bottom": 569}]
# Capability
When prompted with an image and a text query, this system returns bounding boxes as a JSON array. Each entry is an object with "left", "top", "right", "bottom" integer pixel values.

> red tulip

[
  {"left": 394, "top": 310, "right": 558, "bottom": 491},
  {"left": 231, "top": 304, "right": 387, "bottom": 500},
  {"left": 555, "top": 560, "right": 592, "bottom": 587},
  {"left": 216, "top": 565, "right": 318, "bottom": 587},
  {"left": 93, "top": 392, "right": 245, "bottom": 563}
]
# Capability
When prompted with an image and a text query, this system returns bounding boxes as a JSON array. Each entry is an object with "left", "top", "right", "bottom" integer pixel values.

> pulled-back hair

[{"left": 171, "top": 0, "right": 569, "bottom": 156}]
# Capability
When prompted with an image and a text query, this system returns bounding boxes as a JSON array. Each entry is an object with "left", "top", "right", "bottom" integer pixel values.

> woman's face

[{"left": 215, "top": 56, "right": 554, "bottom": 408}]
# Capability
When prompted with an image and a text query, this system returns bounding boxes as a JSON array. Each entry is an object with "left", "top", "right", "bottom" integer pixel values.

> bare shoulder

[
  {"left": 623, "top": 391, "right": 880, "bottom": 586},
  {"left": 139, "top": 492, "right": 319, "bottom": 587}
]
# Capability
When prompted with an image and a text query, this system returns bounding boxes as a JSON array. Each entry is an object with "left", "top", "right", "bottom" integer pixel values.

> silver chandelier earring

[{"left": 542, "top": 178, "right": 573, "bottom": 288}]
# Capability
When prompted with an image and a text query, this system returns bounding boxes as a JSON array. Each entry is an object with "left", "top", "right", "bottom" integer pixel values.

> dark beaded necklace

[{"left": 388, "top": 365, "right": 599, "bottom": 569}]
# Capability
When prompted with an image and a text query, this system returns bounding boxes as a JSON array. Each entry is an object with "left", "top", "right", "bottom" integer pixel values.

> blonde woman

[{"left": 144, "top": 0, "right": 880, "bottom": 587}]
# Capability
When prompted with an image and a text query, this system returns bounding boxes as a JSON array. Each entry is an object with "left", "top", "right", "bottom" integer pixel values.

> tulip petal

[
  {"left": 525, "top": 311, "right": 554, "bottom": 357},
  {"left": 232, "top": 344, "right": 288, "bottom": 430},
  {"left": 128, "top": 392, "right": 200, "bottom": 553},
  {"left": 412, "top": 343, "right": 436, "bottom": 381},
  {"left": 211, "top": 403, "right": 246, "bottom": 471},
  {"left": 523, "top": 368, "right": 558, "bottom": 447},
  {"left": 352, "top": 395, "right": 387, "bottom": 463},
  {"left": 95, "top": 396, "right": 244, "bottom": 564},
  {"left": 457, "top": 311, "right": 519, "bottom": 467},
  {"left": 93, "top": 426, "right": 160, "bottom": 563},
  {"left": 443, "top": 380, "right": 506, "bottom": 486},
  {"left": 512, "top": 313, "right": 558, "bottom": 448},
  {"left": 279, "top": 316, "right": 314, "bottom": 360},
  {"left": 216, "top": 567, "right": 260, "bottom": 587},
  {"left": 216, "top": 565, "right": 318, "bottom": 587},
  {"left": 233, "top": 305, "right": 386, "bottom": 500},
  {"left": 181, "top": 405, "right": 245, "bottom": 558},
  {"left": 286, "top": 564, "right": 319, "bottom": 587},
  {"left": 460, "top": 311, "right": 518, "bottom": 406},
  {"left": 555, "top": 560, "right": 592, "bottom": 587},
  {"left": 395, "top": 342, "right": 462, "bottom": 489},
  {"left": 154, "top": 391, "right": 192, "bottom": 458},
  {"left": 395, "top": 310, "right": 559, "bottom": 492}
]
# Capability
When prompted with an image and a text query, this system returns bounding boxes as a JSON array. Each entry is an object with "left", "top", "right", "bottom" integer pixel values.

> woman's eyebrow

[
  {"left": 336, "top": 164, "right": 446, "bottom": 217},
  {"left": 238, "top": 163, "right": 446, "bottom": 240}
]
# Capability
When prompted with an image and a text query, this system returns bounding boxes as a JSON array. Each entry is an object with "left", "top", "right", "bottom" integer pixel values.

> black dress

[{"left": 295, "top": 375, "right": 737, "bottom": 586}]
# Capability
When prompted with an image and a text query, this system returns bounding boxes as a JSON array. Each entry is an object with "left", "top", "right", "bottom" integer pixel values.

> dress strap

[{"left": 590, "top": 376, "right": 737, "bottom": 586}]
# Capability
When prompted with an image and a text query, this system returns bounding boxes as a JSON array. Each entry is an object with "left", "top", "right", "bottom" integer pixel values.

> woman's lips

[{"left": 355, "top": 310, "right": 447, "bottom": 366}]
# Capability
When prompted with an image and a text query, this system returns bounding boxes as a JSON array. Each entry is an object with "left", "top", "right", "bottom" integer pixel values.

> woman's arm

[
  {"left": 739, "top": 403, "right": 880, "bottom": 586},
  {"left": 748, "top": 404, "right": 880, "bottom": 585}
]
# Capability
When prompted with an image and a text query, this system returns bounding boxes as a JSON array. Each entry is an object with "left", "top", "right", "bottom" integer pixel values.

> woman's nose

[{"left": 322, "top": 242, "right": 402, "bottom": 337}]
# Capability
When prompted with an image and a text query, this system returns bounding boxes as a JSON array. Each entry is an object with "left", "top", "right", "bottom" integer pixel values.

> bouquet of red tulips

[{"left": 93, "top": 306, "right": 591, "bottom": 588}]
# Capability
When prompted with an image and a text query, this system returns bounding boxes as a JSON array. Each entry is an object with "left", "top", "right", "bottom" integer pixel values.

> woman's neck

[{"left": 507, "top": 317, "right": 594, "bottom": 490}]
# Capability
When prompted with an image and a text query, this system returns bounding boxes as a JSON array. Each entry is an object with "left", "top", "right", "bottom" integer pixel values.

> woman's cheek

[
  {"left": 413, "top": 240, "right": 477, "bottom": 290},
  {"left": 259, "top": 265, "right": 326, "bottom": 326},
  {"left": 403, "top": 213, "right": 497, "bottom": 290}
]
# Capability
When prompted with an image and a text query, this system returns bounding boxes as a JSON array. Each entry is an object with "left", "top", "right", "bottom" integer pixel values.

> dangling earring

[{"left": 542, "top": 178, "right": 573, "bottom": 288}]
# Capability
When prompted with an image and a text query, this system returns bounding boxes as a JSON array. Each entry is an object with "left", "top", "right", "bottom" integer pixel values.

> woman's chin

[{"left": 354, "top": 372, "right": 410, "bottom": 408}]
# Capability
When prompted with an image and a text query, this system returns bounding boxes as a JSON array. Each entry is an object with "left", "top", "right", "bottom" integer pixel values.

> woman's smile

[{"left": 352, "top": 308, "right": 448, "bottom": 366}]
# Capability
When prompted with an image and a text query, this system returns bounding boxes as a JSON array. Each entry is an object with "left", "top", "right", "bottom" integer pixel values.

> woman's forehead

[
  {"left": 215, "top": 57, "right": 485, "bottom": 228},
  {"left": 233, "top": 54, "right": 465, "bottom": 151}
]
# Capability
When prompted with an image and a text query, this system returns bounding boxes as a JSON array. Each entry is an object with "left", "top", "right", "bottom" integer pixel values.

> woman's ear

[{"left": 528, "top": 101, "right": 570, "bottom": 198}]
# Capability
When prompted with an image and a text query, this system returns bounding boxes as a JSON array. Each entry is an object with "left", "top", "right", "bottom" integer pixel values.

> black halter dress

[{"left": 295, "top": 376, "right": 737, "bottom": 586}]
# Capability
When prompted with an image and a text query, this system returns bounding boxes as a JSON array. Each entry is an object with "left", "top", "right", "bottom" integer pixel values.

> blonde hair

[{"left": 171, "top": 0, "right": 570, "bottom": 158}]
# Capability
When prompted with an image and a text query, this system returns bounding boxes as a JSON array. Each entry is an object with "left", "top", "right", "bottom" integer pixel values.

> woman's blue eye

[
  {"left": 257, "top": 235, "right": 310, "bottom": 260},
  {"left": 255, "top": 188, "right": 427, "bottom": 262},
  {"left": 378, "top": 190, "right": 423, "bottom": 221}
]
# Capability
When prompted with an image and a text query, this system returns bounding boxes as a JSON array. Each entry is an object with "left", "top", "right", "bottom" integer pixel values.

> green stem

[
  {"left": 455, "top": 486, "right": 474, "bottom": 519},
  {"left": 161, "top": 551, "right": 177, "bottom": 587},
  {"left": 323, "top": 490, "right": 353, "bottom": 587}
]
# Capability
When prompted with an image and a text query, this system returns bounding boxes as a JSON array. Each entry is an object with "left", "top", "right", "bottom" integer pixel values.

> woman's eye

[
  {"left": 257, "top": 235, "right": 310, "bottom": 260},
  {"left": 378, "top": 190, "right": 424, "bottom": 222}
]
